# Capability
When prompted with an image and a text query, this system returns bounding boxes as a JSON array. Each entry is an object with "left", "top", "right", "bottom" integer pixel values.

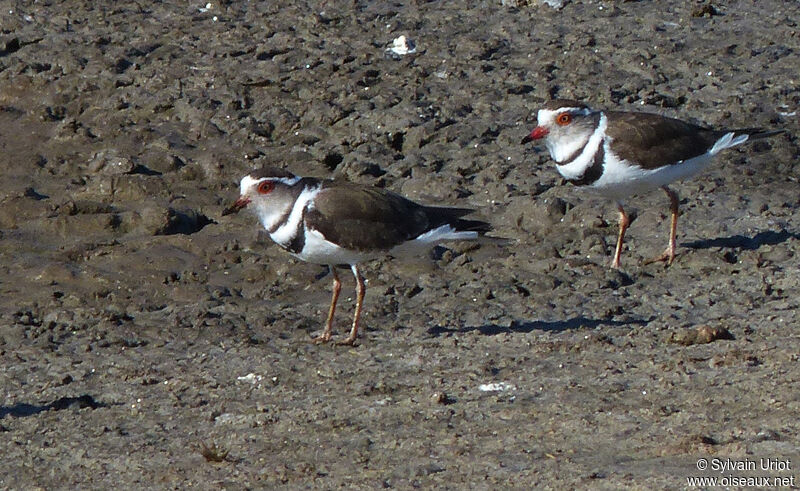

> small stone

[
  {"left": 88, "top": 150, "right": 135, "bottom": 175},
  {"left": 431, "top": 392, "right": 448, "bottom": 404},
  {"left": 669, "top": 325, "right": 735, "bottom": 346}
]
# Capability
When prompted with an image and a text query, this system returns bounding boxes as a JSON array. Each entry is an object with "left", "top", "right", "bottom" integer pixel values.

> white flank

[
  {"left": 595, "top": 141, "right": 720, "bottom": 200},
  {"left": 389, "top": 224, "right": 478, "bottom": 257},
  {"left": 592, "top": 130, "right": 753, "bottom": 200},
  {"left": 270, "top": 185, "right": 320, "bottom": 248},
  {"left": 709, "top": 131, "right": 748, "bottom": 155},
  {"left": 295, "top": 223, "right": 479, "bottom": 265},
  {"left": 295, "top": 228, "right": 377, "bottom": 265}
]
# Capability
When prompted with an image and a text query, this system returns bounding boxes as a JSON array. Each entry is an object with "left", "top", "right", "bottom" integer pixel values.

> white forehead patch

[
  {"left": 239, "top": 174, "right": 301, "bottom": 194},
  {"left": 537, "top": 107, "right": 592, "bottom": 124},
  {"left": 239, "top": 174, "right": 262, "bottom": 195}
]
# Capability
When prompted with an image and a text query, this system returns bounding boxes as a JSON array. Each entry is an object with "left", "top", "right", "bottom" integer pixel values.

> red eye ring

[
  {"left": 257, "top": 180, "right": 274, "bottom": 194},
  {"left": 556, "top": 113, "right": 572, "bottom": 126}
]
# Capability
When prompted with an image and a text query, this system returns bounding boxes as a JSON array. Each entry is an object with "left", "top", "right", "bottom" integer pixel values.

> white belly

[
  {"left": 587, "top": 130, "right": 746, "bottom": 200},
  {"left": 287, "top": 224, "right": 479, "bottom": 266},
  {"left": 590, "top": 151, "right": 714, "bottom": 200},
  {"left": 290, "top": 228, "right": 382, "bottom": 265}
]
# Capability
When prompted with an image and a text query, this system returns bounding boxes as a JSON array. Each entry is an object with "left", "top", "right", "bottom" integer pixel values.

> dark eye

[
  {"left": 257, "top": 180, "right": 274, "bottom": 194},
  {"left": 556, "top": 113, "right": 572, "bottom": 126}
]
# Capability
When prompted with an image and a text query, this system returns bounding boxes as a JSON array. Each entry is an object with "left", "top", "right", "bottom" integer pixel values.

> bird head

[
  {"left": 521, "top": 100, "right": 602, "bottom": 162},
  {"left": 223, "top": 167, "right": 303, "bottom": 230}
]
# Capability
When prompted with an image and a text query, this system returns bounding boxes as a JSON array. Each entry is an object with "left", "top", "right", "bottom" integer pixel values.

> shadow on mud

[
  {"left": 0, "top": 395, "right": 107, "bottom": 419},
  {"left": 427, "top": 316, "right": 650, "bottom": 337},
  {"left": 683, "top": 229, "right": 799, "bottom": 251}
]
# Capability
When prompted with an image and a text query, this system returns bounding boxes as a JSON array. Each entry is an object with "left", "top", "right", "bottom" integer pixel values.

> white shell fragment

[
  {"left": 478, "top": 382, "right": 517, "bottom": 392},
  {"left": 236, "top": 373, "right": 263, "bottom": 384},
  {"left": 387, "top": 35, "right": 416, "bottom": 56},
  {"left": 501, "top": 0, "right": 567, "bottom": 8}
]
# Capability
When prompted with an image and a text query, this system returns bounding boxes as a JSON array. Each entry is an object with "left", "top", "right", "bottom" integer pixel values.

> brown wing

[
  {"left": 605, "top": 111, "right": 726, "bottom": 169},
  {"left": 305, "top": 183, "right": 454, "bottom": 251}
]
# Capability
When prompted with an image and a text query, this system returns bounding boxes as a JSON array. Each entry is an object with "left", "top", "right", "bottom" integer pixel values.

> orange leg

[
  {"left": 611, "top": 203, "right": 630, "bottom": 269},
  {"left": 312, "top": 266, "right": 340, "bottom": 344},
  {"left": 645, "top": 186, "right": 679, "bottom": 266},
  {"left": 337, "top": 265, "right": 365, "bottom": 346}
]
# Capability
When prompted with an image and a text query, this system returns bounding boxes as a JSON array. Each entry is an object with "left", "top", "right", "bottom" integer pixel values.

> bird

[
  {"left": 223, "top": 167, "right": 491, "bottom": 345},
  {"left": 521, "top": 99, "right": 783, "bottom": 269}
]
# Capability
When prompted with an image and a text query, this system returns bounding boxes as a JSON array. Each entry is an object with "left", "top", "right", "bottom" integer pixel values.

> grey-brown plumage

[
  {"left": 307, "top": 182, "right": 489, "bottom": 252},
  {"left": 530, "top": 99, "right": 782, "bottom": 172},
  {"left": 605, "top": 111, "right": 781, "bottom": 170},
  {"left": 225, "top": 166, "right": 490, "bottom": 345},
  {"left": 522, "top": 99, "right": 784, "bottom": 268}
]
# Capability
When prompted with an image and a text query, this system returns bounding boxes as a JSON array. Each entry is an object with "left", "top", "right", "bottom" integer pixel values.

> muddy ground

[{"left": 1, "top": 0, "right": 799, "bottom": 488}]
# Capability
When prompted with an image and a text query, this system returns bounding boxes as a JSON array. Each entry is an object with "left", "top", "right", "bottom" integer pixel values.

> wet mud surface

[{"left": 1, "top": 1, "right": 799, "bottom": 487}]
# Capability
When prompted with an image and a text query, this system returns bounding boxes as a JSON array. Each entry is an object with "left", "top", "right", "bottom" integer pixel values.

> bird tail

[
  {"left": 710, "top": 128, "right": 785, "bottom": 155},
  {"left": 452, "top": 217, "right": 492, "bottom": 234},
  {"left": 424, "top": 206, "right": 491, "bottom": 234},
  {"left": 732, "top": 128, "right": 786, "bottom": 140},
  {"left": 392, "top": 207, "right": 507, "bottom": 259}
]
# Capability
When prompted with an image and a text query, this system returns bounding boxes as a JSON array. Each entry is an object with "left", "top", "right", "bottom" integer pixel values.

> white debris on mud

[
  {"left": 478, "top": 382, "right": 517, "bottom": 392},
  {"left": 387, "top": 35, "right": 416, "bottom": 56}
]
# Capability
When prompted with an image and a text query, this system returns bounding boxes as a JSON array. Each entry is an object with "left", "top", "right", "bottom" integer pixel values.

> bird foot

[
  {"left": 644, "top": 249, "right": 676, "bottom": 266},
  {"left": 335, "top": 336, "right": 358, "bottom": 347},
  {"left": 311, "top": 332, "right": 332, "bottom": 344}
]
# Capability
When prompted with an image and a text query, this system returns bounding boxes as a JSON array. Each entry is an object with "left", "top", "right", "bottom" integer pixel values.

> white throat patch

[
  {"left": 269, "top": 184, "right": 321, "bottom": 248},
  {"left": 552, "top": 112, "right": 608, "bottom": 181}
]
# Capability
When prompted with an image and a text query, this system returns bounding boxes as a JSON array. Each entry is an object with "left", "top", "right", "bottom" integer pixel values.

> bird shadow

[
  {"left": 683, "top": 229, "right": 799, "bottom": 251},
  {"left": 427, "top": 316, "right": 651, "bottom": 337},
  {"left": 0, "top": 394, "right": 108, "bottom": 419}
]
